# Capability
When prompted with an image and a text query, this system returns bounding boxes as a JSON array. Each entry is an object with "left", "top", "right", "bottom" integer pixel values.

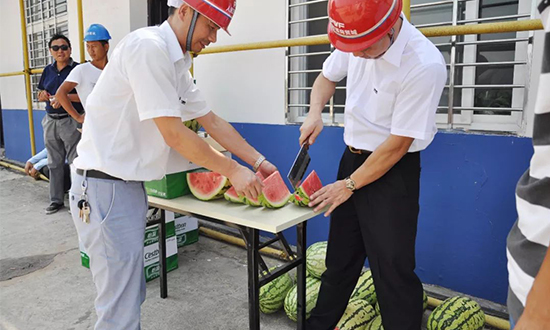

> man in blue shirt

[{"left": 37, "top": 34, "right": 83, "bottom": 214}]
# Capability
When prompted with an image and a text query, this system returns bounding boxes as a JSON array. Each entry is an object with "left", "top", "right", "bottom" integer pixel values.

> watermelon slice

[
  {"left": 243, "top": 172, "right": 265, "bottom": 207},
  {"left": 187, "top": 171, "right": 231, "bottom": 201},
  {"left": 291, "top": 170, "right": 322, "bottom": 207},
  {"left": 258, "top": 171, "right": 292, "bottom": 209},
  {"left": 224, "top": 186, "right": 245, "bottom": 204}
]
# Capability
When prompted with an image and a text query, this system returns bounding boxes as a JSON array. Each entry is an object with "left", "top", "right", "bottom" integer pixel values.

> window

[
  {"left": 285, "top": 0, "right": 535, "bottom": 133},
  {"left": 24, "top": 0, "right": 68, "bottom": 103}
]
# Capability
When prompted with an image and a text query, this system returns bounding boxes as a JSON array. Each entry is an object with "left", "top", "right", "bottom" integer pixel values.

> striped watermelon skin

[
  {"left": 259, "top": 268, "right": 294, "bottom": 314},
  {"left": 351, "top": 270, "right": 377, "bottom": 305},
  {"left": 427, "top": 296, "right": 485, "bottom": 330},
  {"left": 336, "top": 299, "right": 376, "bottom": 330},
  {"left": 365, "top": 315, "right": 384, "bottom": 330},
  {"left": 284, "top": 277, "right": 322, "bottom": 322},
  {"left": 306, "top": 241, "right": 327, "bottom": 279}
]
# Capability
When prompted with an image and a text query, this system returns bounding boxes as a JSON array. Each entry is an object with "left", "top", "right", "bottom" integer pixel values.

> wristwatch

[{"left": 344, "top": 176, "right": 356, "bottom": 192}]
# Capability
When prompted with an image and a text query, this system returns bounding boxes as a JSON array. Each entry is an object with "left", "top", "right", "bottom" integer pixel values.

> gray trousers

[
  {"left": 42, "top": 115, "right": 80, "bottom": 204},
  {"left": 70, "top": 171, "right": 148, "bottom": 330}
]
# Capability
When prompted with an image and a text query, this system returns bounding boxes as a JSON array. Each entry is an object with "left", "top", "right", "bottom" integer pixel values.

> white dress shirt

[
  {"left": 322, "top": 16, "right": 447, "bottom": 152},
  {"left": 74, "top": 21, "right": 210, "bottom": 181}
]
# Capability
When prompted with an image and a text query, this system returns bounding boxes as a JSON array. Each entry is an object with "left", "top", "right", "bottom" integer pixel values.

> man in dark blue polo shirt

[{"left": 37, "top": 34, "right": 83, "bottom": 214}]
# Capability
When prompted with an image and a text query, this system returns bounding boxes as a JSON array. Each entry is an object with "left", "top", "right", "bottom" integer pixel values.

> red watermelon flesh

[
  {"left": 243, "top": 172, "right": 265, "bottom": 206},
  {"left": 258, "top": 171, "right": 291, "bottom": 209},
  {"left": 293, "top": 170, "right": 322, "bottom": 207},
  {"left": 187, "top": 171, "right": 231, "bottom": 201}
]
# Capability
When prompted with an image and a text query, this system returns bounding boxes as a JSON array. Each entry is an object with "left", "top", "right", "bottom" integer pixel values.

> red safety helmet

[
  {"left": 327, "top": 0, "right": 402, "bottom": 53},
  {"left": 184, "top": 0, "right": 236, "bottom": 35}
]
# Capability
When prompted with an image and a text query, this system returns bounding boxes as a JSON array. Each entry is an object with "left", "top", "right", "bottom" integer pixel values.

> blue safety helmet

[{"left": 84, "top": 24, "right": 111, "bottom": 42}]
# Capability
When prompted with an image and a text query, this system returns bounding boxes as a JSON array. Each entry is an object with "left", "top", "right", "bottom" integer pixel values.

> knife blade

[{"left": 287, "top": 142, "right": 311, "bottom": 189}]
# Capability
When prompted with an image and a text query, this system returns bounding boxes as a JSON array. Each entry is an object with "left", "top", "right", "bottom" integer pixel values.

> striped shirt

[{"left": 506, "top": 0, "right": 550, "bottom": 322}]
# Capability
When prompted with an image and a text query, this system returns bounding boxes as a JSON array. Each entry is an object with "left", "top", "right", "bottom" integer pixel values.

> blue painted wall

[
  {"left": 2, "top": 109, "right": 46, "bottom": 163},
  {"left": 2, "top": 112, "right": 534, "bottom": 304}
]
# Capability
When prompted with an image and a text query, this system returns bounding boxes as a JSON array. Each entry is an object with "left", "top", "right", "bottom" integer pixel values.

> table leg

[
  {"left": 245, "top": 228, "right": 260, "bottom": 330},
  {"left": 296, "top": 221, "right": 307, "bottom": 330},
  {"left": 159, "top": 209, "right": 168, "bottom": 299}
]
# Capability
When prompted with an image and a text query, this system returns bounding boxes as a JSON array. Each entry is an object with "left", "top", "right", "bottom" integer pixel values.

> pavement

[{"left": 0, "top": 166, "right": 503, "bottom": 330}]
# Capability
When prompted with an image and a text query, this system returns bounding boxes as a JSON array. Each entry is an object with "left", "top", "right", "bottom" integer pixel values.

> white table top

[{"left": 148, "top": 195, "right": 322, "bottom": 233}]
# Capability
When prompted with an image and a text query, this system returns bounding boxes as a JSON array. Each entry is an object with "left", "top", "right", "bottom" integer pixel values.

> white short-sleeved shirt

[
  {"left": 322, "top": 16, "right": 447, "bottom": 153},
  {"left": 65, "top": 62, "right": 102, "bottom": 109},
  {"left": 74, "top": 21, "right": 210, "bottom": 181}
]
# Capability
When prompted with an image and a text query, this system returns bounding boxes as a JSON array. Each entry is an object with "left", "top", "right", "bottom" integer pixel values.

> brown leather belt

[{"left": 348, "top": 146, "right": 371, "bottom": 155}]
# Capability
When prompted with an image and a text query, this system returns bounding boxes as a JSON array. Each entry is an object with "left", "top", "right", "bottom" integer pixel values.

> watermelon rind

[
  {"left": 336, "top": 299, "right": 376, "bottom": 330},
  {"left": 259, "top": 267, "right": 294, "bottom": 314},
  {"left": 284, "top": 277, "right": 322, "bottom": 322},
  {"left": 305, "top": 241, "right": 327, "bottom": 279},
  {"left": 427, "top": 296, "right": 485, "bottom": 330},
  {"left": 258, "top": 171, "right": 291, "bottom": 209},
  {"left": 187, "top": 172, "right": 231, "bottom": 201},
  {"left": 365, "top": 315, "right": 384, "bottom": 330},
  {"left": 351, "top": 269, "right": 377, "bottom": 306},
  {"left": 224, "top": 187, "right": 245, "bottom": 204}
]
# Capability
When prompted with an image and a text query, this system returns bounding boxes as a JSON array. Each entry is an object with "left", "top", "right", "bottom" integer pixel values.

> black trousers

[{"left": 306, "top": 147, "right": 423, "bottom": 330}]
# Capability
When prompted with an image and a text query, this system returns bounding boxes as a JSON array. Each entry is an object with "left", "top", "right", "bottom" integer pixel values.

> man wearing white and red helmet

[
  {"left": 300, "top": 0, "right": 447, "bottom": 329},
  {"left": 71, "top": 1, "right": 276, "bottom": 329}
]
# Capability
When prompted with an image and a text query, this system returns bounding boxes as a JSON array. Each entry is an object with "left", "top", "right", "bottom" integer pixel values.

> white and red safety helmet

[
  {"left": 168, "top": 0, "right": 236, "bottom": 35},
  {"left": 327, "top": 0, "right": 402, "bottom": 53}
]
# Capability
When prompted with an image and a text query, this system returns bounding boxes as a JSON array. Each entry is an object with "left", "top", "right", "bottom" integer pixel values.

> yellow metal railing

[{"left": 0, "top": 0, "right": 544, "bottom": 158}]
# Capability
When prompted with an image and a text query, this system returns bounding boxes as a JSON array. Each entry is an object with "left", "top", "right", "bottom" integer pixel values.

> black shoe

[{"left": 45, "top": 203, "right": 64, "bottom": 215}]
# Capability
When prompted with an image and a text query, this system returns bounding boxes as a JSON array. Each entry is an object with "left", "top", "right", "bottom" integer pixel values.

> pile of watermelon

[
  {"left": 426, "top": 296, "right": 485, "bottom": 330},
  {"left": 259, "top": 267, "right": 294, "bottom": 314},
  {"left": 183, "top": 119, "right": 202, "bottom": 133},
  {"left": 188, "top": 170, "right": 292, "bottom": 208}
]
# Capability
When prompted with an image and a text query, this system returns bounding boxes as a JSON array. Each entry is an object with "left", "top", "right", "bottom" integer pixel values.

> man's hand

[
  {"left": 24, "top": 162, "right": 33, "bottom": 176},
  {"left": 38, "top": 90, "right": 51, "bottom": 102},
  {"left": 50, "top": 96, "right": 61, "bottom": 109},
  {"left": 227, "top": 165, "right": 263, "bottom": 200},
  {"left": 75, "top": 114, "right": 85, "bottom": 124},
  {"left": 299, "top": 114, "right": 323, "bottom": 146},
  {"left": 257, "top": 160, "right": 277, "bottom": 178},
  {"left": 29, "top": 167, "right": 40, "bottom": 180},
  {"left": 309, "top": 180, "right": 353, "bottom": 217}
]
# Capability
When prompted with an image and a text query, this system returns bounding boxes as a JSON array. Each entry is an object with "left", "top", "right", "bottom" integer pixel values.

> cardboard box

[
  {"left": 145, "top": 135, "right": 231, "bottom": 199},
  {"left": 143, "top": 213, "right": 178, "bottom": 282},
  {"left": 174, "top": 214, "right": 199, "bottom": 247},
  {"left": 79, "top": 211, "right": 179, "bottom": 283}
]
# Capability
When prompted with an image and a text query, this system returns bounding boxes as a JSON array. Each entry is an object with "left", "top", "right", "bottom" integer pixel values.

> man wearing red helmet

[
  {"left": 300, "top": 0, "right": 447, "bottom": 329},
  {"left": 71, "top": 0, "right": 276, "bottom": 328}
]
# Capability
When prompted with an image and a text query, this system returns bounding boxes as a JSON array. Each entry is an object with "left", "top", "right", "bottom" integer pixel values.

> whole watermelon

[
  {"left": 336, "top": 299, "right": 376, "bottom": 330},
  {"left": 259, "top": 268, "right": 294, "bottom": 314},
  {"left": 365, "top": 315, "right": 384, "bottom": 330},
  {"left": 427, "top": 296, "right": 485, "bottom": 330},
  {"left": 284, "top": 277, "right": 322, "bottom": 321},
  {"left": 351, "top": 269, "right": 377, "bottom": 305},
  {"left": 306, "top": 241, "right": 327, "bottom": 279}
]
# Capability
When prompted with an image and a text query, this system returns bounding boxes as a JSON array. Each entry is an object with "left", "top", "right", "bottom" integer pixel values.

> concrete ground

[{"left": 0, "top": 166, "right": 502, "bottom": 330}]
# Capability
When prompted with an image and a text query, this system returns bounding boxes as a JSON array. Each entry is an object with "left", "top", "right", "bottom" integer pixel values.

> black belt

[
  {"left": 47, "top": 113, "right": 69, "bottom": 119},
  {"left": 76, "top": 169, "right": 123, "bottom": 181}
]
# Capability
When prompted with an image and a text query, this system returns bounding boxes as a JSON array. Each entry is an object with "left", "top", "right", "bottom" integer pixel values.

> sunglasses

[{"left": 51, "top": 45, "right": 69, "bottom": 51}]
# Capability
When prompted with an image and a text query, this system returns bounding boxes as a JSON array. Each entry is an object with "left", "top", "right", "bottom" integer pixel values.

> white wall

[
  {"left": 193, "top": 0, "right": 287, "bottom": 125},
  {"left": 0, "top": 0, "right": 28, "bottom": 109}
]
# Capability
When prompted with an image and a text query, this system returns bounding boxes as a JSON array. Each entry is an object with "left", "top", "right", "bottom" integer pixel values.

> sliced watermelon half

[
  {"left": 243, "top": 172, "right": 265, "bottom": 207},
  {"left": 258, "top": 171, "right": 291, "bottom": 209},
  {"left": 187, "top": 171, "right": 231, "bottom": 201},
  {"left": 292, "top": 170, "right": 322, "bottom": 207},
  {"left": 224, "top": 186, "right": 245, "bottom": 204}
]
